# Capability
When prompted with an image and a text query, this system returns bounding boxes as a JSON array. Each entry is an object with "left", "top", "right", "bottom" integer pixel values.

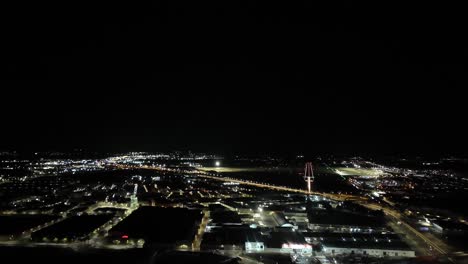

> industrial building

[
  {"left": 265, "top": 231, "right": 312, "bottom": 254},
  {"left": 304, "top": 232, "right": 415, "bottom": 257},
  {"left": 201, "top": 227, "right": 313, "bottom": 254},
  {"left": 201, "top": 226, "right": 264, "bottom": 251},
  {"left": 308, "top": 209, "right": 388, "bottom": 233},
  {"left": 322, "top": 242, "right": 415, "bottom": 257}
]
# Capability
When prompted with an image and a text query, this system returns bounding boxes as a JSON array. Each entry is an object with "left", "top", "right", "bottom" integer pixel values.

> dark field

[
  {"left": 31, "top": 214, "right": 113, "bottom": 241},
  {"left": 0, "top": 214, "right": 58, "bottom": 236},
  {"left": 0, "top": 247, "right": 237, "bottom": 264},
  {"left": 0, "top": 247, "right": 150, "bottom": 264},
  {"left": 109, "top": 207, "right": 202, "bottom": 245}
]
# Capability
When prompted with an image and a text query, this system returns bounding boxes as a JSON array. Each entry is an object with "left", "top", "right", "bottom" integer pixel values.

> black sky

[{"left": 2, "top": 2, "right": 467, "bottom": 155}]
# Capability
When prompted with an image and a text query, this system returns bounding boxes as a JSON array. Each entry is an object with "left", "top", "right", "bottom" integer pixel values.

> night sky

[{"left": 2, "top": 2, "right": 467, "bottom": 155}]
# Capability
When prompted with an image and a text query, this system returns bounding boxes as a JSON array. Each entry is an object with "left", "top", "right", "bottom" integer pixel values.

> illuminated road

[
  {"left": 197, "top": 173, "right": 360, "bottom": 201},
  {"left": 114, "top": 164, "right": 452, "bottom": 258},
  {"left": 113, "top": 164, "right": 360, "bottom": 201},
  {"left": 363, "top": 203, "right": 449, "bottom": 255},
  {"left": 192, "top": 210, "right": 209, "bottom": 250}
]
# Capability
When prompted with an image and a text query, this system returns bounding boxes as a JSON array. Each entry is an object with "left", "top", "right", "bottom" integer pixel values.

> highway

[
  {"left": 112, "top": 164, "right": 360, "bottom": 201},
  {"left": 363, "top": 203, "right": 448, "bottom": 255}
]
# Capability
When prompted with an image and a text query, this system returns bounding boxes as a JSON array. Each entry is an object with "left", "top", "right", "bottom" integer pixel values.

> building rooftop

[
  {"left": 322, "top": 240, "right": 412, "bottom": 251},
  {"left": 305, "top": 232, "right": 412, "bottom": 251},
  {"left": 302, "top": 232, "right": 400, "bottom": 240},
  {"left": 308, "top": 210, "right": 385, "bottom": 228},
  {"left": 209, "top": 211, "right": 242, "bottom": 225},
  {"left": 201, "top": 227, "right": 263, "bottom": 247}
]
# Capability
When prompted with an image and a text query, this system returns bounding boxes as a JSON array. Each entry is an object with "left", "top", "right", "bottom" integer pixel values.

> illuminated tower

[{"left": 304, "top": 162, "right": 314, "bottom": 194}]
